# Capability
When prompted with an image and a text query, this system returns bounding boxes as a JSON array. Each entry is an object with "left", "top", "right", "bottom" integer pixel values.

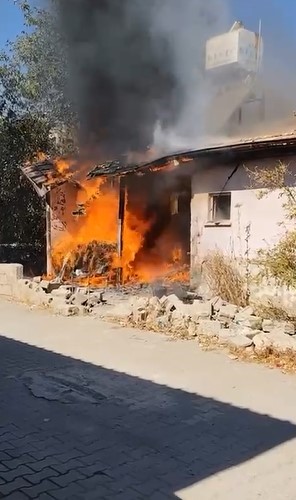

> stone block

[
  {"left": 0, "top": 263, "right": 23, "bottom": 281},
  {"left": 237, "top": 327, "right": 262, "bottom": 340},
  {"left": 155, "top": 315, "right": 170, "bottom": 330},
  {"left": 198, "top": 320, "right": 221, "bottom": 337},
  {"left": 69, "top": 292, "right": 88, "bottom": 306},
  {"left": 218, "top": 304, "right": 238, "bottom": 322},
  {"left": 253, "top": 332, "right": 296, "bottom": 352},
  {"left": 262, "top": 319, "right": 276, "bottom": 333},
  {"left": 218, "top": 329, "right": 236, "bottom": 342},
  {"left": 188, "top": 321, "right": 198, "bottom": 338},
  {"left": 210, "top": 296, "right": 225, "bottom": 312},
  {"left": 191, "top": 301, "right": 213, "bottom": 321},
  {"left": 171, "top": 309, "right": 189, "bottom": 331},
  {"left": 228, "top": 335, "right": 253, "bottom": 348},
  {"left": 40, "top": 280, "right": 61, "bottom": 294},
  {"left": 234, "top": 314, "right": 263, "bottom": 330},
  {"left": 148, "top": 296, "right": 161, "bottom": 309},
  {"left": 164, "top": 294, "right": 184, "bottom": 313},
  {"left": 279, "top": 322, "right": 295, "bottom": 336},
  {"left": 51, "top": 301, "right": 79, "bottom": 316},
  {"left": 0, "top": 264, "right": 23, "bottom": 296},
  {"left": 262, "top": 319, "right": 295, "bottom": 336},
  {"left": 240, "top": 305, "right": 255, "bottom": 316},
  {"left": 52, "top": 289, "right": 73, "bottom": 301},
  {"left": 133, "top": 308, "right": 148, "bottom": 323},
  {"left": 18, "top": 278, "right": 30, "bottom": 286},
  {"left": 131, "top": 297, "right": 149, "bottom": 312},
  {"left": 32, "top": 276, "right": 42, "bottom": 284}
]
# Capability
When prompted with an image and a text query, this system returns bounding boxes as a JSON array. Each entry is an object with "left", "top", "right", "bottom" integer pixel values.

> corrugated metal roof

[
  {"left": 88, "top": 132, "right": 296, "bottom": 179},
  {"left": 21, "top": 160, "right": 70, "bottom": 196},
  {"left": 21, "top": 131, "right": 296, "bottom": 189}
]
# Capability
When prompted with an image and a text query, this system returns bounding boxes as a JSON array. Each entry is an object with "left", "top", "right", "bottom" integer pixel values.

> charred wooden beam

[{"left": 117, "top": 176, "right": 126, "bottom": 285}]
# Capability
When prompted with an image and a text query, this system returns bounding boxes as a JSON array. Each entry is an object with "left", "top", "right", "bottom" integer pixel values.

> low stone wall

[
  {"left": 0, "top": 263, "right": 23, "bottom": 297},
  {"left": 128, "top": 294, "right": 296, "bottom": 353},
  {"left": 1, "top": 263, "right": 296, "bottom": 354},
  {"left": 14, "top": 278, "right": 106, "bottom": 316},
  {"left": 0, "top": 264, "right": 105, "bottom": 316}
]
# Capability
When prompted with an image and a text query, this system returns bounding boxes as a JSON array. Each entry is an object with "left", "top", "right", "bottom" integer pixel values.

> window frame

[{"left": 206, "top": 192, "right": 232, "bottom": 227}]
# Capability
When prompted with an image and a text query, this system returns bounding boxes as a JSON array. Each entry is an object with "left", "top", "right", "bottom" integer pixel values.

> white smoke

[{"left": 150, "top": 0, "right": 231, "bottom": 153}]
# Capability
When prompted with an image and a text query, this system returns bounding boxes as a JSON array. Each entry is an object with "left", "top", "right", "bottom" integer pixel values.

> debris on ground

[{"left": 12, "top": 274, "right": 296, "bottom": 373}]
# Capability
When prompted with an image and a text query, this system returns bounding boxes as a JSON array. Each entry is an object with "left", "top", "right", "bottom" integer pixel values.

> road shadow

[{"left": 0, "top": 335, "right": 296, "bottom": 499}]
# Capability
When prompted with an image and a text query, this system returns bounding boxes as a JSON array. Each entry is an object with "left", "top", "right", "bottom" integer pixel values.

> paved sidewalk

[{"left": 0, "top": 300, "right": 296, "bottom": 499}]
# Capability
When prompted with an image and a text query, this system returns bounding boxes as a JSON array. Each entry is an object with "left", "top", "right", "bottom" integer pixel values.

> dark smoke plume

[
  {"left": 52, "top": 0, "right": 296, "bottom": 159},
  {"left": 54, "top": 0, "right": 229, "bottom": 157}
]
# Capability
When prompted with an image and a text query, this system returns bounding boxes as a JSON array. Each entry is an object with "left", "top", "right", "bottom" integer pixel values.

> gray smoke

[
  {"left": 53, "top": 0, "right": 230, "bottom": 157},
  {"left": 52, "top": 0, "right": 296, "bottom": 159}
]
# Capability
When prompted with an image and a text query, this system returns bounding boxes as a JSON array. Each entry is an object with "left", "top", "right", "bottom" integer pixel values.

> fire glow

[{"left": 50, "top": 158, "right": 190, "bottom": 286}]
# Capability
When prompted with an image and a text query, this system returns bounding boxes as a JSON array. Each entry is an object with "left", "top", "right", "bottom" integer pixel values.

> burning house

[
  {"left": 21, "top": 129, "right": 296, "bottom": 289},
  {"left": 21, "top": 153, "right": 192, "bottom": 286},
  {"left": 19, "top": 18, "right": 296, "bottom": 289}
]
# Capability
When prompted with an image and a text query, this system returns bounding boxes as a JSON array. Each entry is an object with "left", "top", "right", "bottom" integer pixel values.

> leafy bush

[{"left": 248, "top": 162, "right": 296, "bottom": 289}]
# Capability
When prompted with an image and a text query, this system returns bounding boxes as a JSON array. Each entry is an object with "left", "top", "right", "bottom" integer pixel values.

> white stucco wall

[{"left": 190, "top": 156, "right": 296, "bottom": 273}]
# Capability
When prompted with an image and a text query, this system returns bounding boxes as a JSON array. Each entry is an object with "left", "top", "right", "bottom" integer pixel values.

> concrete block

[
  {"left": 191, "top": 301, "right": 213, "bottom": 321},
  {"left": 51, "top": 301, "right": 79, "bottom": 317},
  {"left": 253, "top": 332, "right": 296, "bottom": 352},
  {"left": 218, "top": 329, "right": 236, "bottom": 342},
  {"left": 262, "top": 319, "right": 277, "bottom": 333},
  {"left": 0, "top": 264, "right": 23, "bottom": 296},
  {"left": 228, "top": 336, "right": 253, "bottom": 349},
  {"left": 218, "top": 304, "right": 238, "bottom": 321},
  {"left": 32, "top": 276, "right": 42, "bottom": 284},
  {"left": 40, "top": 280, "right": 61, "bottom": 294},
  {"left": 69, "top": 292, "right": 88, "bottom": 307},
  {"left": 234, "top": 314, "right": 263, "bottom": 330},
  {"left": 164, "top": 294, "right": 184, "bottom": 313},
  {"left": 210, "top": 296, "right": 225, "bottom": 312},
  {"left": 198, "top": 319, "right": 221, "bottom": 337},
  {"left": 171, "top": 309, "right": 189, "bottom": 331},
  {"left": 51, "top": 288, "right": 73, "bottom": 300},
  {"left": 188, "top": 321, "right": 198, "bottom": 338}
]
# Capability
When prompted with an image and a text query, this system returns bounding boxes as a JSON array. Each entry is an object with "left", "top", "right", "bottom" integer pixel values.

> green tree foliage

[
  {"left": 0, "top": 0, "right": 74, "bottom": 128},
  {"left": 249, "top": 162, "right": 296, "bottom": 289},
  {"left": 0, "top": 115, "right": 52, "bottom": 246},
  {"left": 0, "top": 1, "right": 70, "bottom": 259}
]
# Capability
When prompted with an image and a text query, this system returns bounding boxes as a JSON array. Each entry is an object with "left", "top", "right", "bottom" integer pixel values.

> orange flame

[{"left": 50, "top": 156, "right": 189, "bottom": 286}]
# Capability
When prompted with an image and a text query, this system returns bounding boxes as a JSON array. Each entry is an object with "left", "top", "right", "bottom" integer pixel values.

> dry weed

[
  {"left": 203, "top": 251, "right": 248, "bottom": 307},
  {"left": 254, "top": 299, "right": 296, "bottom": 325}
]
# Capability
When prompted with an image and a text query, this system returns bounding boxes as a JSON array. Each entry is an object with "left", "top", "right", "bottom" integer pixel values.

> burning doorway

[{"left": 122, "top": 171, "right": 191, "bottom": 284}]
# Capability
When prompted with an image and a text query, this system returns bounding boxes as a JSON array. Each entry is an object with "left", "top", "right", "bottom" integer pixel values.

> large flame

[{"left": 50, "top": 157, "right": 189, "bottom": 285}]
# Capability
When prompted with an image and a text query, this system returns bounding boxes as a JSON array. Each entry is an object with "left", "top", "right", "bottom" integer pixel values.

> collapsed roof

[
  {"left": 88, "top": 131, "right": 296, "bottom": 178},
  {"left": 21, "top": 159, "right": 69, "bottom": 197},
  {"left": 21, "top": 131, "right": 296, "bottom": 195}
]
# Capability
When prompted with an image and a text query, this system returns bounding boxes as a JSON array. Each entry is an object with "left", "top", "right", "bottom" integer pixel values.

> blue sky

[
  {"left": 0, "top": 0, "right": 25, "bottom": 49},
  {"left": 0, "top": 0, "right": 295, "bottom": 49}
]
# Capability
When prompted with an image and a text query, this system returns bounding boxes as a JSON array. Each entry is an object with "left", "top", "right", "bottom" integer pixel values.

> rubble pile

[
  {"left": 16, "top": 278, "right": 108, "bottom": 316},
  {"left": 128, "top": 293, "right": 296, "bottom": 353},
  {"left": 12, "top": 275, "right": 296, "bottom": 354}
]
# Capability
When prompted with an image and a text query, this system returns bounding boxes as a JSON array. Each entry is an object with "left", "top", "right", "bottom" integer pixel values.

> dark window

[{"left": 209, "top": 193, "right": 231, "bottom": 222}]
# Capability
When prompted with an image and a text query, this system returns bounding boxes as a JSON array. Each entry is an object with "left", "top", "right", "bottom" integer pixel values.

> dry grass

[
  {"left": 230, "top": 345, "right": 296, "bottom": 374},
  {"left": 203, "top": 251, "right": 248, "bottom": 307},
  {"left": 112, "top": 314, "right": 296, "bottom": 373},
  {"left": 254, "top": 299, "right": 296, "bottom": 325}
]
